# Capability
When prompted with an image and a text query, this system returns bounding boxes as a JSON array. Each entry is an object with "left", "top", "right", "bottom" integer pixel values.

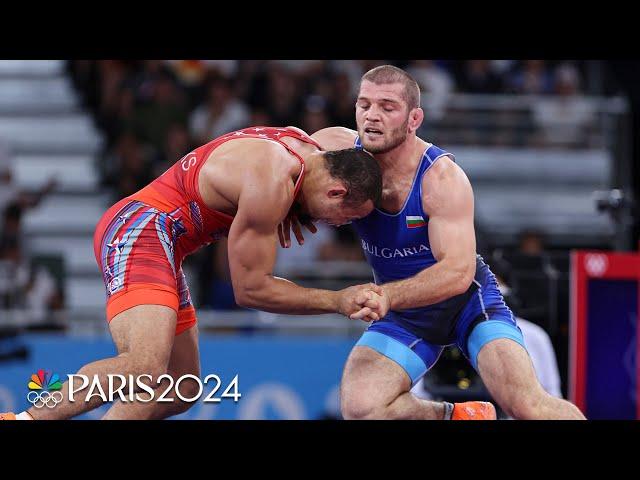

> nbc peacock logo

[{"left": 27, "top": 369, "right": 64, "bottom": 409}]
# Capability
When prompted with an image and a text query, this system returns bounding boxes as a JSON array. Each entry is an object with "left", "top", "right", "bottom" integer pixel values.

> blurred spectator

[
  {"left": 0, "top": 235, "right": 61, "bottom": 320},
  {"left": 1, "top": 140, "right": 56, "bottom": 243},
  {"left": 532, "top": 63, "right": 596, "bottom": 147},
  {"left": 457, "top": 60, "right": 504, "bottom": 94},
  {"left": 1, "top": 141, "right": 55, "bottom": 213},
  {"left": 508, "top": 60, "right": 554, "bottom": 95},
  {"left": 327, "top": 71, "right": 357, "bottom": 130},
  {"left": 189, "top": 76, "right": 250, "bottom": 144},
  {"left": 233, "top": 60, "right": 268, "bottom": 105},
  {"left": 490, "top": 60, "right": 517, "bottom": 77},
  {"left": 406, "top": 60, "right": 454, "bottom": 121},
  {"left": 317, "top": 225, "right": 365, "bottom": 262},
  {"left": 1, "top": 203, "right": 22, "bottom": 241},
  {"left": 93, "top": 60, "right": 138, "bottom": 146},
  {"left": 126, "top": 68, "right": 189, "bottom": 151},
  {"left": 152, "top": 124, "right": 196, "bottom": 177},
  {"left": 300, "top": 96, "right": 331, "bottom": 134},
  {"left": 273, "top": 60, "right": 326, "bottom": 77},
  {"left": 165, "top": 60, "right": 239, "bottom": 109},
  {"left": 0, "top": 140, "right": 17, "bottom": 214},
  {"left": 102, "top": 133, "right": 154, "bottom": 200},
  {"left": 274, "top": 223, "right": 332, "bottom": 274},
  {"left": 67, "top": 60, "right": 101, "bottom": 118},
  {"left": 518, "top": 229, "right": 545, "bottom": 255},
  {"left": 166, "top": 60, "right": 210, "bottom": 87},
  {"left": 249, "top": 108, "right": 273, "bottom": 127},
  {"left": 263, "top": 63, "right": 302, "bottom": 126},
  {"left": 0, "top": 138, "right": 60, "bottom": 321},
  {"left": 329, "top": 60, "right": 367, "bottom": 99},
  {"left": 197, "top": 60, "right": 239, "bottom": 78}
]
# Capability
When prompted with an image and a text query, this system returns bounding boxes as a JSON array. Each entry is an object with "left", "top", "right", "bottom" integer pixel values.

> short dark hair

[
  {"left": 361, "top": 65, "right": 421, "bottom": 110},
  {"left": 323, "top": 148, "right": 382, "bottom": 207}
]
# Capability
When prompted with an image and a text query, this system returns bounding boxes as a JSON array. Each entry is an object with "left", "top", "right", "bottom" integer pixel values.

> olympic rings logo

[{"left": 27, "top": 391, "right": 63, "bottom": 409}]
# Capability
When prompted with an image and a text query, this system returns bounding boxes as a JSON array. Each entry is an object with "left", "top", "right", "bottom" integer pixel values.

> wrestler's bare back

[{"left": 197, "top": 133, "right": 316, "bottom": 218}]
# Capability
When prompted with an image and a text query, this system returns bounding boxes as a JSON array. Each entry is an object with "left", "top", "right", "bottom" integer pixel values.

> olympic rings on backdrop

[{"left": 26, "top": 390, "right": 63, "bottom": 408}]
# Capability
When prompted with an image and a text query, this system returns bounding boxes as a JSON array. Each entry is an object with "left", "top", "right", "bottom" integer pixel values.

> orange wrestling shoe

[{"left": 452, "top": 402, "right": 496, "bottom": 420}]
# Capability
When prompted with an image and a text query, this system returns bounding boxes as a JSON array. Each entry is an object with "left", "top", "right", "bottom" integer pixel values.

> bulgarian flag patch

[{"left": 406, "top": 215, "right": 426, "bottom": 228}]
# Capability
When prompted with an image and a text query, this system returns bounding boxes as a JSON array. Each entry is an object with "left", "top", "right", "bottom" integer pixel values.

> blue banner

[
  {"left": 586, "top": 279, "right": 638, "bottom": 419},
  {"left": 0, "top": 334, "right": 357, "bottom": 420}
]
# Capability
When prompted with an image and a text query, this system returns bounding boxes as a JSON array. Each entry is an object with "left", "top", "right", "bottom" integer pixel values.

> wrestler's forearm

[
  {"left": 235, "top": 275, "right": 340, "bottom": 315},
  {"left": 383, "top": 259, "right": 473, "bottom": 311}
]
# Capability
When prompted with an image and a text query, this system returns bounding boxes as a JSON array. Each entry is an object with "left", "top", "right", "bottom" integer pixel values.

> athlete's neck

[
  {"left": 375, "top": 135, "right": 428, "bottom": 176},
  {"left": 294, "top": 152, "right": 323, "bottom": 206},
  {"left": 302, "top": 152, "right": 320, "bottom": 177}
]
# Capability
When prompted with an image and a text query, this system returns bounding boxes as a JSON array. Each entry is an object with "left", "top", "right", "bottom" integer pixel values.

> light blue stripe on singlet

[
  {"left": 356, "top": 331, "right": 427, "bottom": 384},
  {"left": 101, "top": 202, "right": 144, "bottom": 265},
  {"left": 155, "top": 213, "right": 177, "bottom": 277},
  {"left": 111, "top": 208, "right": 157, "bottom": 284},
  {"left": 467, "top": 320, "right": 526, "bottom": 370}
]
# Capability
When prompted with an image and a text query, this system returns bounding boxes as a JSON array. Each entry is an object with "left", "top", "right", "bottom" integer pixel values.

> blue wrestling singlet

[{"left": 352, "top": 136, "right": 526, "bottom": 384}]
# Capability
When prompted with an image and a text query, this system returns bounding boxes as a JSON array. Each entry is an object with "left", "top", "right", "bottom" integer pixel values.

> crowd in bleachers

[
  {"left": 61, "top": 60, "right": 597, "bottom": 317},
  {"left": 66, "top": 60, "right": 594, "bottom": 200}
]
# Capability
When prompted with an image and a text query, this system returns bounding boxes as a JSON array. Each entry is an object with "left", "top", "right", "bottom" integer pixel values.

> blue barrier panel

[
  {"left": 0, "top": 334, "right": 358, "bottom": 419},
  {"left": 570, "top": 251, "right": 640, "bottom": 419}
]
